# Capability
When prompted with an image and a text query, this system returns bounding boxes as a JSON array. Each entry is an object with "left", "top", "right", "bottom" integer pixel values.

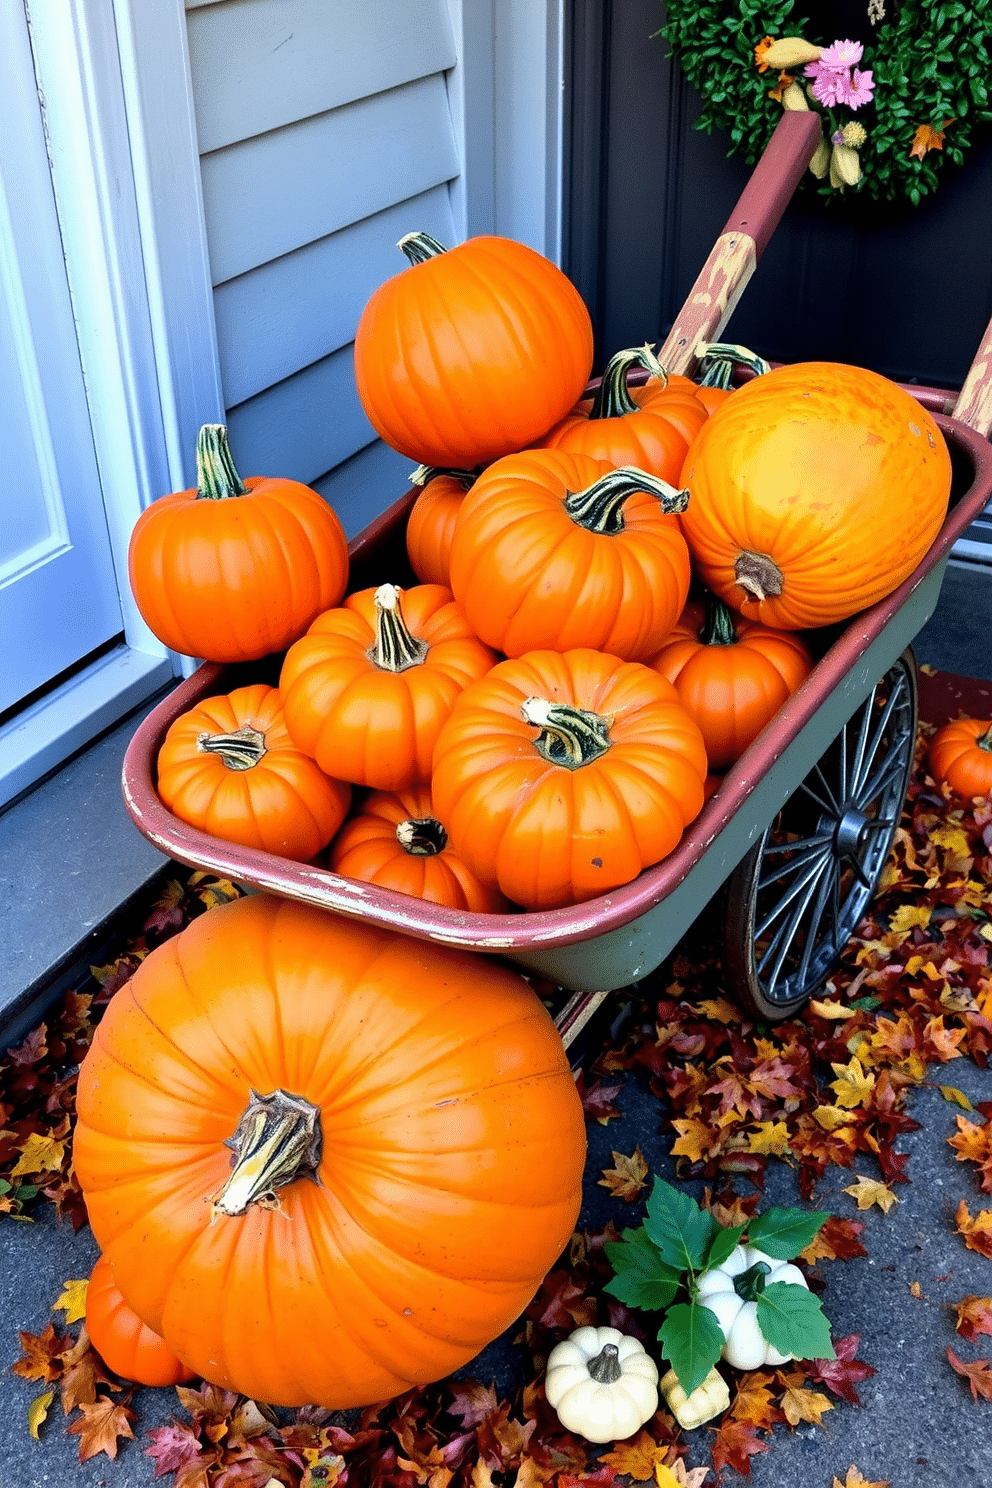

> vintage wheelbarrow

[{"left": 121, "top": 113, "right": 992, "bottom": 1036}]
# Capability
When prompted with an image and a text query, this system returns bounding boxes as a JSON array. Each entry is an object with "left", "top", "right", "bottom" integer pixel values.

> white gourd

[{"left": 544, "top": 1325, "right": 660, "bottom": 1443}]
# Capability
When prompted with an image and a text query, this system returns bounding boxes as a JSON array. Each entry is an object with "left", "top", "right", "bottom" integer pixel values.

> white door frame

[{"left": 0, "top": 0, "right": 222, "bottom": 806}]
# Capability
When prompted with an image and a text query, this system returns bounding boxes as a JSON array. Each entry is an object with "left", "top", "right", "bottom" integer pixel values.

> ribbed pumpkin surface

[
  {"left": 73, "top": 895, "right": 586, "bottom": 1408},
  {"left": 679, "top": 362, "right": 952, "bottom": 630}
]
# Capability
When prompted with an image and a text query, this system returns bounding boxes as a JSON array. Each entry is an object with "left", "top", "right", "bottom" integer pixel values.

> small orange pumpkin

[
  {"left": 447, "top": 450, "right": 691, "bottom": 661},
  {"left": 354, "top": 232, "right": 594, "bottom": 467},
  {"left": 405, "top": 466, "right": 476, "bottom": 588},
  {"left": 537, "top": 346, "right": 708, "bottom": 483},
  {"left": 928, "top": 718, "right": 992, "bottom": 799},
  {"left": 155, "top": 683, "right": 351, "bottom": 860},
  {"left": 649, "top": 595, "right": 814, "bottom": 771},
  {"left": 86, "top": 1254, "right": 196, "bottom": 1387},
  {"left": 328, "top": 785, "right": 509, "bottom": 911},
  {"left": 279, "top": 583, "right": 496, "bottom": 790},
  {"left": 431, "top": 648, "right": 708, "bottom": 909},
  {"left": 128, "top": 425, "right": 349, "bottom": 662}
]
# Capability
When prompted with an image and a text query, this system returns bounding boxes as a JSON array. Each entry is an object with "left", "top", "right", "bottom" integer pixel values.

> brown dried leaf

[
  {"left": 598, "top": 1147, "right": 649, "bottom": 1202},
  {"left": 66, "top": 1396, "right": 136, "bottom": 1462}
]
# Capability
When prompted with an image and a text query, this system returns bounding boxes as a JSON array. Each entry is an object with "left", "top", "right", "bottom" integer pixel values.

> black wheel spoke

[
  {"left": 757, "top": 835, "right": 834, "bottom": 889},
  {"left": 758, "top": 853, "right": 833, "bottom": 993},
  {"left": 754, "top": 846, "right": 833, "bottom": 941}
]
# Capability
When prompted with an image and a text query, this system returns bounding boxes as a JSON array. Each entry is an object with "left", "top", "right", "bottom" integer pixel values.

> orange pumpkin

[
  {"left": 928, "top": 718, "right": 992, "bottom": 799},
  {"left": 679, "top": 362, "right": 952, "bottom": 630},
  {"left": 649, "top": 595, "right": 814, "bottom": 771},
  {"left": 73, "top": 894, "right": 586, "bottom": 1408},
  {"left": 431, "top": 648, "right": 708, "bottom": 909},
  {"left": 405, "top": 466, "right": 476, "bottom": 587},
  {"left": 155, "top": 683, "right": 351, "bottom": 860},
  {"left": 128, "top": 425, "right": 349, "bottom": 662},
  {"left": 328, "top": 785, "right": 509, "bottom": 911},
  {"left": 86, "top": 1254, "right": 196, "bottom": 1387},
  {"left": 447, "top": 450, "right": 691, "bottom": 661},
  {"left": 354, "top": 232, "right": 594, "bottom": 468},
  {"left": 537, "top": 346, "right": 708, "bottom": 483},
  {"left": 279, "top": 582, "right": 496, "bottom": 790}
]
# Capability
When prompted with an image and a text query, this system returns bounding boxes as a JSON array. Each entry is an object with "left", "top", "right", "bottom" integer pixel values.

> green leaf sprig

[{"left": 605, "top": 1178, "right": 833, "bottom": 1396}]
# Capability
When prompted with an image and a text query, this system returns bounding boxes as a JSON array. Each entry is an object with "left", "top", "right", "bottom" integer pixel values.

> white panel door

[{"left": 0, "top": 0, "right": 122, "bottom": 715}]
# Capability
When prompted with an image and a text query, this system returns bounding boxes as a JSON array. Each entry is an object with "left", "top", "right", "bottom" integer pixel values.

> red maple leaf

[
  {"left": 710, "top": 1418, "right": 770, "bottom": 1475},
  {"left": 947, "top": 1346, "right": 992, "bottom": 1402},
  {"left": 807, "top": 1335, "right": 877, "bottom": 1405}
]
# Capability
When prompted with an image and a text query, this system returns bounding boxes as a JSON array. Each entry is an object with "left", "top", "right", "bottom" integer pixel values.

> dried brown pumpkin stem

[
  {"left": 195, "top": 424, "right": 249, "bottom": 501},
  {"left": 211, "top": 1088, "right": 322, "bottom": 1219},
  {"left": 564, "top": 467, "right": 689, "bottom": 535},
  {"left": 370, "top": 584, "right": 429, "bottom": 671},
  {"left": 521, "top": 696, "right": 612, "bottom": 769},
  {"left": 197, "top": 723, "right": 267, "bottom": 771},
  {"left": 587, "top": 1343, "right": 623, "bottom": 1384},
  {"left": 396, "top": 817, "right": 448, "bottom": 856},
  {"left": 735, "top": 550, "right": 784, "bottom": 603}
]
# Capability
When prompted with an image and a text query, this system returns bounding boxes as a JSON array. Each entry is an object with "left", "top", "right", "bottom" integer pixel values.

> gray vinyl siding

[{"left": 185, "top": 0, "right": 460, "bottom": 536}]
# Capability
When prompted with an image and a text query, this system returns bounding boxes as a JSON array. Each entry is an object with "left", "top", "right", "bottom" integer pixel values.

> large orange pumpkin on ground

[
  {"left": 128, "top": 425, "right": 349, "bottom": 662},
  {"left": 431, "top": 648, "right": 708, "bottom": 909},
  {"left": 354, "top": 232, "right": 594, "bottom": 468},
  {"left": 678, "top": 362, "right": 952, "bottom": 630},
  {"left": 447, "top": 450, "right": 691, "bottom": 662},
  {"left": 73, "top": 894, "right": 586, "bottom": 1409}
]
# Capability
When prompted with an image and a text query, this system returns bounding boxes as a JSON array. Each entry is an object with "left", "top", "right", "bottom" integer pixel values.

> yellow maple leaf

[
  {"left": 52, "top": 1278, "right": 89, "bottom": 1325},
  {"left": 832, "top": 1466, "right": 891, "bottom": 1488},
  {"left": 888, "top": 904, "right": 932, "bottom": 934},
  {"left": 909, "top": 120, "right": 952, "bottom": 160},
  {"left": 670, "top": 1117, "right": 719, "bottom": 1163},
  {"left": 844, "top": 1176, "right": 899, "bottom": 1213},
  {"left": 940, "top": 1086, "right": 974, "bottom": 1111},
  {"left": 10, "top": 1132, "right": 67, "bottom": 1179},
  {"left": 830, "top": 1055, "right": 876, "bottom": 1109},
  {"left": 814, "top": 1105, "right": 856, "bottom": 1132},
  {"left": 598, "top": 1147, "right": 649, "bottom": 1203},
  {"left": 747, "top": 1121, "right": 791, "bottom": 1156},
  {"left": 779, "top": 1381, "right": 834, "bottom": 1427},
  {"left": 809, "top": 999, "right": 856, "bottom": 1020},
  {"left": 695, "top": 996, "right": 740, "bottom": 1024}
]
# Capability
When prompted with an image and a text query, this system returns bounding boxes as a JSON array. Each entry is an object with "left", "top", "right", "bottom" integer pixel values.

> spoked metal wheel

[{"left": 724, "top": 649, "right": 918, "bottom": 1021}]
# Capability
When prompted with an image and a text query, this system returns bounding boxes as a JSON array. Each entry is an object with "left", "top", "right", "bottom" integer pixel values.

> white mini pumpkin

[
  {"left": 544, "top": 1325, "right": 660, "bottom": 1443},
  {"left": 695, "top": 1243, "right": 810, "bottom": 1370}
]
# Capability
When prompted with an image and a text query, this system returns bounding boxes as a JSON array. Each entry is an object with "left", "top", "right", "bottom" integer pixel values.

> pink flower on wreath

[
  {"left": 809, "top": 67, "right": 846, "bottom": 107},
  {"left": 819, "top": 38, "right": 863, "bottom": 69},
  {"left": 841, "top": 67, "right": 875, "bottom": 109}
]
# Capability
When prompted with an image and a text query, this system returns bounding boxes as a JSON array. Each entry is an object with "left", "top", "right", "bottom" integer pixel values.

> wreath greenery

[{"left": 657, "top": 0, "right": 992, "bottom": 205}]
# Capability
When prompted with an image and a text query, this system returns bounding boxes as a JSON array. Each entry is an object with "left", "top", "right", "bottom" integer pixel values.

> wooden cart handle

[
  {"left": 953, "top": 316, "right": 992, "bottom": 438},
  {"left": 656, "top": 111, "right": 822, "bottom": 375}
]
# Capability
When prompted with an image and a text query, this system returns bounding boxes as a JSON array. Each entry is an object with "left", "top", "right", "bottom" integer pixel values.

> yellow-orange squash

[
  {"left": 678, "top": 362, "right": 952, "bottom": 630},
  {"left": 73, "top": 894, "right": 586, "bottom": 1408}
]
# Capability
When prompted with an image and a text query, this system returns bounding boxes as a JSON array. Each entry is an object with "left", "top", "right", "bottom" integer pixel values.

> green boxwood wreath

[{"left": 657, "top": 1, "right": 992, "bottom": 205}]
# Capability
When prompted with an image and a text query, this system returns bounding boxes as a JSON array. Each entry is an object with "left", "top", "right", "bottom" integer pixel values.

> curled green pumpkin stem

[
  {"left": 564, "top": 467, "right": 689, "bottom": 535},
  {"left": 976, "top": 726, "right": 992, "bottom": 752},
  {"left": 396, "top": 817, "right": 448, "bottom": 856},
  {"left": 735, "top": 550, "right": 784, "bottom": 603},
  {"left": 196, "top": 723, "right": 267, "bottom": 771},
  {"left": 700, "top": 594, "right": 739, "bottom": 647},
  {"left": 370, "top": 584, "right": 429, "bottom": 671},
  {"left": 398, "top": 231, "right": 447, "bottom": 265},
  {"left": 211, "top": 1088, "right": 322, "bottom": 1220},
  {"left": 409, "top": 464, "right": 478, "bottom": 491},
  {"left": 195, "top": 424, "right": 248, "bottom": 501},
  {"left": 521, "top": 696, "right": 612, "bottom": 770},
  {"left": 733, "top": 1261, "right": 772, "bottom": 1302},
  {"left": 586, "top": 1343, "right": 623, "bottom": 1384},
  {"left": 588, "top": 347, "right": 655, "bottom": 419},
  {"left": 696, "top": 342, "right": 771, "bottom": 390}
]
